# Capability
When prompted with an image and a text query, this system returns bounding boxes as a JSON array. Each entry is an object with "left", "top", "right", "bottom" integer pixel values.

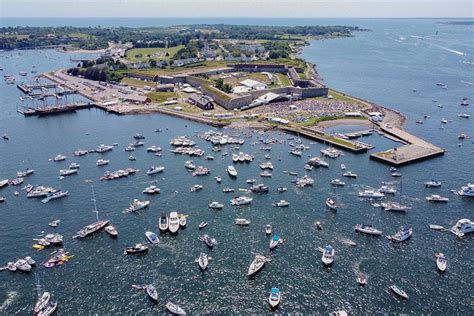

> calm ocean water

[{"left": 0, "top": 18, "right": 472, "bottom": 314}]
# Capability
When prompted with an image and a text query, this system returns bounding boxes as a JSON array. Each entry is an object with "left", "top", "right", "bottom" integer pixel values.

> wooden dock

[{"left": 369, "top": 124, "right": 444, "bottom": 166}]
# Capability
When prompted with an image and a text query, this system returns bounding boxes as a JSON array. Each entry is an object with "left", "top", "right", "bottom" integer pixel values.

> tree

[{"left": 215, "top": 78, "right": 224, "bottom": 90}]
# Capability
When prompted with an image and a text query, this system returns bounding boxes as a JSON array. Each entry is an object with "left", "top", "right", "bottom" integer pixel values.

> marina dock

[{"left": 369, "top": 123, "right": 445, "bottom": 166}]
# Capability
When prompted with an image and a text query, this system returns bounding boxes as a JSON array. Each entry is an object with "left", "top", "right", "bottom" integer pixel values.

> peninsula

[{"left": 3, "top": 24, "right": 444, "bottom": 166}]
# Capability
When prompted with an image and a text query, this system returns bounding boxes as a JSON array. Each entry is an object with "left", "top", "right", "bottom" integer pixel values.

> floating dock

[{"left": 369, "top": 124, "right": 444, "bottom": 166}]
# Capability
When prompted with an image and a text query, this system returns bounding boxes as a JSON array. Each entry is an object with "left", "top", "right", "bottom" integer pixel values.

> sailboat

[
  {"left": 74, "top": 180, "right": 109, "bottom": 239},
  {"left": 381, "top": 178, "right": 409, "bottom": 212}
]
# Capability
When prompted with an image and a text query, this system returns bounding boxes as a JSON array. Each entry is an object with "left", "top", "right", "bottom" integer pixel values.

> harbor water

[{"left": 0, "top": 19, "right": 473, "bottom": 314}]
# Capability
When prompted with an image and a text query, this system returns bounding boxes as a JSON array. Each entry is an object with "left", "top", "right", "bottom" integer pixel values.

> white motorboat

[
  {"left": 41, "top": 190, "right": 68, "bottom": 203},
  {"left": 435, "top": 253, "right": 447, "bottom": 272},
  {"left": 143, "top": 185, "right": 160, "bottom": 195},
  {"left": 165, "top": 302, "right": 186, "bottom": 315},
  {"left": 277, "top": 187, "right": 287, "bottom": 193},
  {"left": 223, "top": 187, "right": 234, "bottom": 193},
  {"left": 96, "top": 144, "right": 113, "bottom": 153},
  {"left": 268, "top": 288, "right": 281, "bottom": 308},
  {"left": 424, "top": 180, "right": 441, "bottom": 188},
  {"left": 234, "top": 218, "right": 251, "bottom": 226},
  {"left": 390, "top": 285, "right": 409, "bottom": 300},
  {"left": 330, "top": 179, "right": 345, "bottom": 186},
  {"left": 426, "top": 194, "right": 449, "bottom": 203},
  {"left": 457, "top": 183, "right": 474, "bottom": 197},
  {"left": 199, "top": 234, "right": 217, "bottom": 248},
  {"left": 146, "top": 285, "right": 158, "bottom": 301},
  {"left": 38, "top": 300, "right": 57, "bottom": 316},
  {"left": 260, "top": 171, "right": 272, "bottom": 177},
  {"left": 146, "top": 166, "right": 165, "bottom": 175},
  {"left": 184, "top": 160, "right": 196, "bottom": 170},
  {"left": 325, "top": 198, "right": 338, "bottom": 211},
  {"left": 0, "top": 179, "right": 8, "bottom": 188},
  {"left": 198, "top": 222, "right": 208, "bottom": 229},
  {"left": 231, "top": 196, "right": 253, "bottom": 206},
  {"left": 381, "top": 201, "right": 410, "bottom": 212},
  {"left": 359, "top": 190, "right": 384, "bottom": 199},
  {"left": 179, "top": 214, "right": 187, "bottom": 228},
  {"left": 16, "top": 168, "right": 34, "bottom": 177},
  {"left": 227, "top": 165, "right": 238, "bottom": 177},
  {"left": 214, "top": 176, "right": 222, "bottom": 183},
  {"left": 378, "top": 185, "right": 396, "bottom": 194},
  {"left": 159, "top": 214, "right": 169, "bottom": 232},
  {"left": 275, "top": 200, "right": 289, "bottom": 207},
  {"left": 387, "top": 226, "right": 412, "bottom": 242},
  {"left": 147, "top": 145, "right": 161, "bottom": 152},
  {"left": 124, "top": 199, "right": 150, "bottom": 213},
  {"left": 15, "top": 259, "right": 32, "bottom": 272},
  {"left": 450, "top": 218, "right": 473, "bottom": 237},
  {"left": 265, "top": 224, "right": 272, "bottom": 235},
  {"left": 321, "top": 245, "right": 335, "bottom": 266},
  {"left": 247, "top": 254, "right": 268, "bottom": 276},
  {"left": 145, "top": 231, "right": 159, "bottom": 244},
  {"left": 246, "top": 178, "right": 256, "bottom": 184},
  {"left": 58, "top": 168, "right": 77, "bottom": 176},
  {"left": 96, "top": 159, "right": 109, "bottom": 166},
  {"left": 53, "top": 154, "right": 66, "bottom": 162},
  {"left": 105, "top": 225, "right": 118, "bottom": 237},
  {"left": 342, "top": 171, "right": 357, "bottom": 178},
  {"left": 68, "top": 163, "right": 80, "bottom": 169},
  {"left": 208, "top": 201, "right": 224, "bottom": 209},
  {"left": 269, "top": 234, "right": 281, "bottom": 250},
  {"left": 429, "top": 224, "right": 445, "bottom": 230},
  {"left": 124, "top": 243, "right": 149, "bottom": 255},
  {"left": 168, "top": 211, "right": 180, "bottom": 233},
  {"left": 354, "top": 224, "right": 382, "bottom": 236},
  {"left": 196, "top": 252, "right": 209, "bottom": 270},
  {"left": 190, "top": 184, "right": 203, "bottom": 192}
]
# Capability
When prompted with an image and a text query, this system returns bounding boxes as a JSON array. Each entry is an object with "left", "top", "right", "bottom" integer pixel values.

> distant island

[{"left": 437, "top": 21, "right": 474, "bottom": 25}]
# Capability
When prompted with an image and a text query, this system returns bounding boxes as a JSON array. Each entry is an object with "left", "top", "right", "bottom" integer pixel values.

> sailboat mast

[{"left": 87, "top": 180, "right": 99, "bottom": 221}]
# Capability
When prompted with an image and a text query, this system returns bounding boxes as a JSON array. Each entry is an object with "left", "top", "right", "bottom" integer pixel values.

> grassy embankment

[{"left": 126, "top": 45, "right": 184, "bottom": 62}]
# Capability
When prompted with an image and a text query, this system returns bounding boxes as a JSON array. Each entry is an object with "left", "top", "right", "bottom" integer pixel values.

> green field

[
  {"left": 68, "top": 32, "right": 95, "bottom": 39},
  {"left": 126, "top": 46, "right": 184, "bottom": 62},
  {"left": 275, "top": 73, "right": 291, "bottom": 86},
  {"left": 146, "top": 91, "right": 177, "bottom": 103},
  {"left": 121, "top": 77, "right": 154, "bottom": 88}
]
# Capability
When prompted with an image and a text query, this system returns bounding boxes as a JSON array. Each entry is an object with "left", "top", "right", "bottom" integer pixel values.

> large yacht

[
  {"left": 457, "top": 183, "right": 474, "bottom": 197},
  {"left": 450, "top": 219, "right": 473, "bottom": 237}
]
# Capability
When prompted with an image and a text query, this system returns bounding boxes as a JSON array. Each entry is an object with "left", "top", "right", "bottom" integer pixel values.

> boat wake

[{"left": 0, "top": 291, "right": 18, "bottom": 312}]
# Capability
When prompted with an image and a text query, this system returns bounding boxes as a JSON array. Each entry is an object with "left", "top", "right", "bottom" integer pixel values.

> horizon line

[{"left": 2, "top": 16, "right": 474, "bottom": 19}]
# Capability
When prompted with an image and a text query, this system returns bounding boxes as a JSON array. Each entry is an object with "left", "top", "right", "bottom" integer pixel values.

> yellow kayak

[{"left": 32, "top": 244, "right": 45, "bottom": 250}]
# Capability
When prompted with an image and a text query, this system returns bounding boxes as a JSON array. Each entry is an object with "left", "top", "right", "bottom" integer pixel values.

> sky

[{"left": 1, "top": 0, "right": 473, "bottom": 18}]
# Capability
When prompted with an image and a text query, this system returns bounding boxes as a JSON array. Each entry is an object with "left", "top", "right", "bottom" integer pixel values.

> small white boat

[
  {"left": 275, "top": 200, "right": 289, "bottom": 207},
  {"left": 179, "top": 215, "right": 187, "bottom": 227},
  {"left": 227, "top": 165, "right": 238, "bottom": 177},
  {"left": 390, "top": 285, "right": 409, "bottom": 300},
  {"left": 196, "top": 252, "right": 209, "bottom": 271},
  {"left": 168, "top": 212, "right": 180, "bottom": 233},
  {"left": 165, "top": 302, "right": 186, "bottom": 315},
  {"left": 214, "top": 176, "right": 222, "bottom": 183},
  {"left": 198, "top": 222, "right": 208, "bottom": 229},
  {"left": 124, "top": 199, "right": 150, "bottom": 213},
  {"left": 325, "top": 198, "right": 338, "bottom": 210},
  {"left": 429, "top": 224, "right": 445, "bottom": 230},
  {"left": 321, "top": 245, "right": 335, "bottom": 266},
  {"left": 34, "top": 291, "right": 51, "bottom": 314},
  {"left": 159, "top": 214, "right": 169, "bottom": 232},
  {"left": 248, "top": 254, "right": 268, "bottom": 276},
  {"left": 426, "top": 194, "right": 449, "bottom": 203},
  {"left": 53, "top": 154, "right": 66, "bottom": 162},
  {"left": 146, "top": 166, "right": 165, "bottom": 175},
  {"left": 342, "top": 171, "right": 357, "bottom": 178},
  {"left": 124, "top": 243, "right": 148, "bottom": 255},
  {"left": 105, "top": 225, "right": 118, "bottom": 237},
  {"left": 269, "top": 234, "right": 281, "bottom": 250},
  {"left": 146, "top": 284, "right": 158, "bottom": 301},
  {"left": 68, "top": 163, "right": 80, "bottom": 169},
  {"left": 145, "top": 231, "right": 159, "bottom": 244},
  {"left": 358, "top": 190, "right": 384, "bottom": 199},
  {"left": 231, "top": 196, "right": 253, "bottom": 206},
  {"left": 208, "top": 201, "right": 223, "bottom": 209},
  {"left": 58, "top": 168, "right": 77, "bottom": 176},
  {"left": 435, "top": 253, "right": 447, "bottom": 272},
  {"left": 96, "top": 159, "right": 109, "bottom": 166},
  {"left": 387, "top": 226, "right": 412, "bottom": 242},
  {"left": 234, "top": 218, "right": 251, "bottom": 226},
  {"left": 330, "top": 179, "right": 345, "bottom": 186},
  {"left": 265, "top": 224, "right": 272, "bottom": 235},
  {"left": 268, "top": 287, "right": 281, "bottom": 308},
  {"left": 354, "top": 224, "right": 382, "bottom": 236},
  {"left": 424, "top": 180, "right": 441, "bottom": 188}
]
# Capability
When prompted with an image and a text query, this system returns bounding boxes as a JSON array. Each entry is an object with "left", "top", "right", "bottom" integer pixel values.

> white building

[{"left": 240, "top": 79, "right": 267, "bottom": 90}]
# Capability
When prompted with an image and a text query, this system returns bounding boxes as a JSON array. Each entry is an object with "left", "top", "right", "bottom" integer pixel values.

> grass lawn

[
  {"left": 126, "top": 45, "right": 184, "bottom": 62},
  {"left": 146, "top": 91, "right": 177, "bottom": 103},
  {"left": 68, "top": 32, "right": 95, "bottom": 39},
  {"left": 276, "top": 73, "right": 291, "bottom": 86},
  {"left": 121, "top": 77, "right": 154, "bottom": 88}
]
